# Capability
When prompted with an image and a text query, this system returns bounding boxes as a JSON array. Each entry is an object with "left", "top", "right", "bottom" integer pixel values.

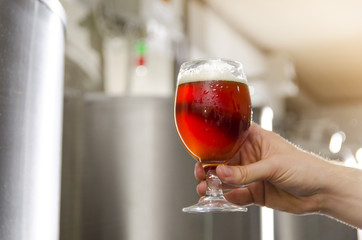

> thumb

[{"left": 216, "top": 161, "right": 273, "bottom": 185}]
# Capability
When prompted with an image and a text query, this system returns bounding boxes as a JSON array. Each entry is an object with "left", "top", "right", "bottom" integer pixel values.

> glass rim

[
  {"left": 180, "top": 58, "right": 243, "bottom": 68},
  {"left": 177, "top": 58, "right": 247, "bottom": 85}
]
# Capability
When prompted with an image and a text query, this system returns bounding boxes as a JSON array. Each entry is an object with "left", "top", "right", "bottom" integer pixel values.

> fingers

[
  {"left": 196, "top": 180, "right": 245, "bottom": 196},
  {"left": 224, "top": 188, "right": 254, "bottom": 206},
  {"left": 194, "top": 162, "right": 205, "bottom": 181},
  {"left": 195, "top": 162, "right": 206, "bottom": 196},
  {"left": 216, "top": 161, "right": 273, "bottom": 186},
  {"left": 196, "top": 181, "right": 206, "bottom": 196},
  {"left": 195, "top": 160, "right": 273, "bottom": 196},
  {"left": 198, "top": 184, "right": 256, "bottom": 206}
]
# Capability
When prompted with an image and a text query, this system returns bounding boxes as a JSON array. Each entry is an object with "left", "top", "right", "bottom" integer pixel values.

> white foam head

[{"left": 177, "top": 58, "right": 248, "bottom": 85}]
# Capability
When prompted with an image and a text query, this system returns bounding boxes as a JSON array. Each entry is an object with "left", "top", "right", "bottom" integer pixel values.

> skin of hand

[{"left": 195, "top": 123, "right": 362, "bottom": 229}]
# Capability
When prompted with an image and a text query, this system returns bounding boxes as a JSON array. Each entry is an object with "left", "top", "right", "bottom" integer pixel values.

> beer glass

[{"left": 174, "top": 58, "right": 252, "bottom": 213}]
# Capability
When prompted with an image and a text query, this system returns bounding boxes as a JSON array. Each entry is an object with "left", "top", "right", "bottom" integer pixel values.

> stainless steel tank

[
  {"left": 0, "top": 0, "right": 66, "bottom": 239},
  {"left": 60, "top": 95, "right": 261, "bottom": 240}
]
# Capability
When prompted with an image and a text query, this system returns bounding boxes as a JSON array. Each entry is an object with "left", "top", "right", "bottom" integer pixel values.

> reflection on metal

[
  {"left": 275, "top": 211, "right": 357, "bottom": 240},
  {"left": 60, "top": 96, "right": 261, "bottom": 240},
  {"left": 261, "top": 207, "right": 274, "bottom": 240},
  {"left": 0, "top": 0, "right": 65, "bottom": 239}
]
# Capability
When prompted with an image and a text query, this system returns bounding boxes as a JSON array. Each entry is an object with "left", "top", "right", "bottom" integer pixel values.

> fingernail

[{"left": 220, "top": 165, "right": 232, "bottom": 177}]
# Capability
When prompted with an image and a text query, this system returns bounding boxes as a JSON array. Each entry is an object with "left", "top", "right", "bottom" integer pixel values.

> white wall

[{"left": 187, "top": 0, "right": 267, "bottom": 78}]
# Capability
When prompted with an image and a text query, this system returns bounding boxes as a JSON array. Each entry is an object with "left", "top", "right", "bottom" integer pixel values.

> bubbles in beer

[
  {"left": 175, "top": 80, "right": 251, "bottom": 165},
  {"left": 174, "top": 59, "right": 251, "bottom": 166}
]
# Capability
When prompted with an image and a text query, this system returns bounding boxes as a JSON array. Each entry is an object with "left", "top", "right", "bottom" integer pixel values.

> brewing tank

[
  {"left": 60, "top": 95, "right": 261, "bottom": 240},
  {"left": 0, "top": 0, "right": 66, "bottom": 239}
]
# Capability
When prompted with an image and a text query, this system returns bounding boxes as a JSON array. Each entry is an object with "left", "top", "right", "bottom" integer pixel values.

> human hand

[{"left": 195, "top": 123, "right": 331, "bottom": 214}]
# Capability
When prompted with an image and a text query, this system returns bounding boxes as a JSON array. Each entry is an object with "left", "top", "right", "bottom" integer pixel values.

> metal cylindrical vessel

[
  {"left": 60, "top": 96, "right": 261, "bottom": 240},
  {"left": 0, "top": 0, "right": 66, "bottom": 239}
]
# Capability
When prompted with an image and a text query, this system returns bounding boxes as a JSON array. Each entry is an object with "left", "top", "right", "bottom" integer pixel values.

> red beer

[{"left": 175, "top": 80, "right": 251, "bottom": 166}]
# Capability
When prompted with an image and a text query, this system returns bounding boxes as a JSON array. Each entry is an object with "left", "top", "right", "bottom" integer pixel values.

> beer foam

[{"left": 178, "top": 59, "right": 248, "bottom": 84}]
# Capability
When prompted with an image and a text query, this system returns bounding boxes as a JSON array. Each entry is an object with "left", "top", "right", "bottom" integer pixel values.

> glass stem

[{"left": 205, "top": 167, "right": 224, "bottom": 198}]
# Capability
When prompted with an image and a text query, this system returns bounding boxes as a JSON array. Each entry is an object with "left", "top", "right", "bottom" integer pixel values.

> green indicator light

[{"left": 135, "top": 40, "right": 147, "bottom": 55}]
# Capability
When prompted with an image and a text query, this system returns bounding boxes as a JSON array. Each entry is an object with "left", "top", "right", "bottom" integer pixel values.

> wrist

[
  {"left": 318, "top": 161, "right": 343, "bottom": 212},
  {"left": 319, "top": 162, "right": 362, "bottom": 228}
]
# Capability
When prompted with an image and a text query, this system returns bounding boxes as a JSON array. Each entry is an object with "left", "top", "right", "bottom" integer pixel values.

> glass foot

[{"left": 182, "top": 196, "right": 247, "bottom": 213}]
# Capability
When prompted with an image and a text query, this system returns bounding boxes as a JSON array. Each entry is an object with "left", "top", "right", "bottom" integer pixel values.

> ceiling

[{"left": 203, "top": 0, "right": 362, "bottom": 104}]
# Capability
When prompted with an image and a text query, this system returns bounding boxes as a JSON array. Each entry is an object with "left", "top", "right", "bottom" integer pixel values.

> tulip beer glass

[{"left": 174, "top": 58, "right": 252, "bottom": 213}]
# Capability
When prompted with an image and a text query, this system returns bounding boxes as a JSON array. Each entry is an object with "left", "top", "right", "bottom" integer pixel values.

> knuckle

[{"left": 235, "top": 166, "right": 248, "bottom": 184}]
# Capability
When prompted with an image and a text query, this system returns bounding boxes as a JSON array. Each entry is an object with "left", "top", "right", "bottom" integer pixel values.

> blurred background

[
  {"left": 59, "top": 0, "right": 362, "bottom": 239},
  {"left": 1, "top": 0, "right": 362, "bottom": 239}
]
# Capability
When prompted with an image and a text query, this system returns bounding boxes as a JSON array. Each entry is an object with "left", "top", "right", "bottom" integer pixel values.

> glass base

[{"left": 182, "top": 196, "right": 247, "bottom": 213}]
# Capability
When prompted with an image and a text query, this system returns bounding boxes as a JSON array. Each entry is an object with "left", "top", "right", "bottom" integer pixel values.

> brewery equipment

[
  {"left": 60, "top": 95, "right": 261, "bottom": 240},
  {"left": 0, "top": 0, "right": 66, "bottom": 239}
]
